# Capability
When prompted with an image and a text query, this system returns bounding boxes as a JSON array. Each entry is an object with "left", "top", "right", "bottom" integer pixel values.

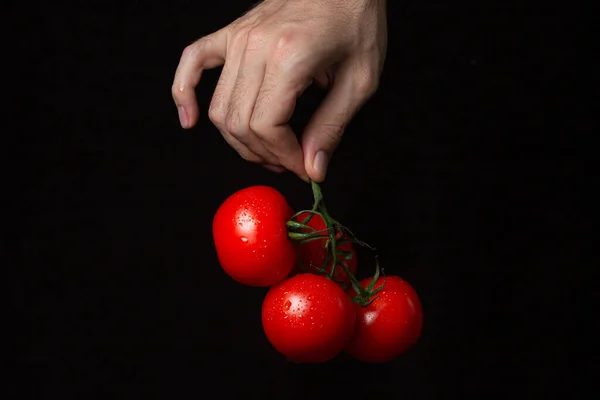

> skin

[{"left": 172, "top": 0, "right": 387, "bottom": 182}]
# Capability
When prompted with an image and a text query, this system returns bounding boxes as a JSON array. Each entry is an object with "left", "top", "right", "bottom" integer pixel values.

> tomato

[
  {"left": 291, "top": 212, "right": 357, "bottom": 286},
  {"left": 345, "top": 276, "right": 423, "bottom": 363},
  {"left": 212, "top": 186, "right": 296, "bottom": 287},
  {"left": 262, "top": 273, "right": 357, "bottom": 363}
]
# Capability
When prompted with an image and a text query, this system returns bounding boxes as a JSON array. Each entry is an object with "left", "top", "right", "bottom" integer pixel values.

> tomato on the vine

[
  {"left": 262, "top": 273, "right": 356, "bottom": 363},
  {"left": 212, "top": 186, "right": 296, "bottom": 287},
  {"left": 291, "top": 212, "right": 357, "bottom": 286},
  {"left": 346, "top": 276, "right": 423, "bottom": 363}
]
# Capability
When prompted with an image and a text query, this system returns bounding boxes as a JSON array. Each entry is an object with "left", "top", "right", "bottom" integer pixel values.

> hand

[{"left": 172, "top": 0, "right": 387, "bottom": 182}]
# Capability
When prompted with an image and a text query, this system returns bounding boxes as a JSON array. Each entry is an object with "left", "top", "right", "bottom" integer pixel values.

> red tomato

[
  {"left": 212, "top": 186, "right": 296, "bottom": 287},
  {"left": 291, "top": 212, "right": 357, "bottom": 286},
  {"left": 262, "top": 273, "right": 357, "bottom": 363},
  {"left": 346, "top": 276, "right": 423, "bottom": 363}
]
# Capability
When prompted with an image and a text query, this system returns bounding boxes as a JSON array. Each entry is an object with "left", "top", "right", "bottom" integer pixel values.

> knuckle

[
  {"left": 181, "top": 44, "right": 195, "bottom": 59},
  {"left": 231, "top": 28, "right": 250, "bottom": 46},
  {"left": 181, "top": 43, "right": 198, "bottom": 60},
  {"left": 248, "top": 114, "right": 265, "bottom": 135},
  {"left": 246, "top": 28, "right": 267, "bottom": 51},
  {"left": 171, "top": 83, "right": 181, "bottom": 101},
  {"left": 272, "top": 32, "right": 301, "bottom": 65},
  {"left": 225, "top": 116, "right": 240, "bottom": 136},
  {"left": 208, "top": 103, "right": 225, "bottom": 126},
  {"left": 355, "top": 68, "right": 380, "bottom": 98},
  {"left": 275, "top": 32, "right": 296, "bottom": 51},
  {"left": 184, "top": 36, "right": 213, "bottom": 59},
  {"left": 225, "top": 110, "right": 248, "bottom": 138}
]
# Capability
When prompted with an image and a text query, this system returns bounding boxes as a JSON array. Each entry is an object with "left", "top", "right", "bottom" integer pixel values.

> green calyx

[{"left": 345, "top": 257, "right": 386, "bottom": 307}]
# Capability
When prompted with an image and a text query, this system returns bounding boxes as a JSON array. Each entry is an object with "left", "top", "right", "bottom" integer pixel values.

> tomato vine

[{"left": 286, "top": 180, "right": 386, "bottom": 307}]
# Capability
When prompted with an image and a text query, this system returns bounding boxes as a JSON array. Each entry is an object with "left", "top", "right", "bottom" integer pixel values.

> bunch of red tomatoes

[{"left": 213, "top": 182, "right": 423, "bottom": 363}]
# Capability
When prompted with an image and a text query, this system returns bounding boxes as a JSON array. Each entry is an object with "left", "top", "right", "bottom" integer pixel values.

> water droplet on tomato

[
  {"left": 241, "top": 237, "right": 248, "bottom": 243},
  {"left": 364, "top": 311, "right": 377, "bottom": 324},
  {"left": 283, "top": 300, "right": 292, "bottom": 311},
  {"left": 307, "top": 295, "right": 313, "bottom": 301}
]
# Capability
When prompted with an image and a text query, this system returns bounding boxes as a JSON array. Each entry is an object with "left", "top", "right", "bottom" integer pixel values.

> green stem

[
  {"left": 310, "top": 180, "right": 324, "bottom": 211},
  {"left": 286, "top": 180, "right": 385, "bottom": 307},
  {"left": 309, "top": 181, "right": 340, "bottom": 279},
  {"left": 339, "top": 256, "right": 386, "bottom": 307}
]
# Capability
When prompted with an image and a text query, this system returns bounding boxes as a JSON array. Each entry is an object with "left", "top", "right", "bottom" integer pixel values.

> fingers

[
  {"left": 175, "top": 22, "right": 363, "bottom": 182},
  {"left": 264, "top": 165, "right": 286, "bottom": 173},
  {"left": 208, "top": 31, "right": 265, "bottom": 163},
  {"left": 249, "top": 61, "right": 313, "bottom": 181},
  {"left": 172, "top": 29, "right": 228, "bottom": 128},
  {"left": 225, "top": 30, "right": 282, "bottom": 167},
  {"left": 301, "top": 61, "right": 379, "bottom": 182}
]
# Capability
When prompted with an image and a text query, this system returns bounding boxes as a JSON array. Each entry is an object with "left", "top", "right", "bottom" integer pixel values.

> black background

[{"left": 9, "top": 0, "right": 594, "bottom": 399}]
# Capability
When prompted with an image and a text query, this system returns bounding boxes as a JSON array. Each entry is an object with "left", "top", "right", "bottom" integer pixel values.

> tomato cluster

[{"left": 213, "top": 183, "right": 423, "bottom": 363}]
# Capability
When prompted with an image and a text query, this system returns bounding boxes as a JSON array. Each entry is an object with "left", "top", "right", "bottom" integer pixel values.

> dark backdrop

[{"left": 9, "top": 1, "right": 593, "bottom": 399}]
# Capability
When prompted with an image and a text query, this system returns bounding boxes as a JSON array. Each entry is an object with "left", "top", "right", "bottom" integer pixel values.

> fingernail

[
  {"left": 177, "top": 106, "right": 189, "bottom": 128},
  {"left": 313, "top": 150, "right": 329, "bottom": 181}
]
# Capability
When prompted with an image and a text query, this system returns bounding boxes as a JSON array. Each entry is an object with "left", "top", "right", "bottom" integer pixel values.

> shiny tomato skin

[
  {"left": 346, "top": 276, "right": 423, "bottom": 363},
  {"left": 291, "top": 212, "right": 357, "bottom": 286},
  {"left": 212, "top": 186, "right": 296, "bottom": 287},
  {"left": 262, "top": 273, "right": 357, "bottom": 363}
]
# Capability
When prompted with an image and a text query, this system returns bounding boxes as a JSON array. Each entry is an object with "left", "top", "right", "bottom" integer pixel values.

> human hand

[{"left": 172, "top": 0, "right": 387, "bottom": 182}]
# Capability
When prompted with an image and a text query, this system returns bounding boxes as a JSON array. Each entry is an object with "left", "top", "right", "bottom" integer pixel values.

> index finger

[
  {"left": 249, "top": 68, "right": 312, "bottom": 181},
  {"left": 172, "top": 29, "right": 227, "bottom": 128}
]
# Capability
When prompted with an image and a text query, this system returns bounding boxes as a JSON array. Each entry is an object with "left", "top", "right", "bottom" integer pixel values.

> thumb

[{"left": 301, "top": 61, "right": 376, "bottom": 182}]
